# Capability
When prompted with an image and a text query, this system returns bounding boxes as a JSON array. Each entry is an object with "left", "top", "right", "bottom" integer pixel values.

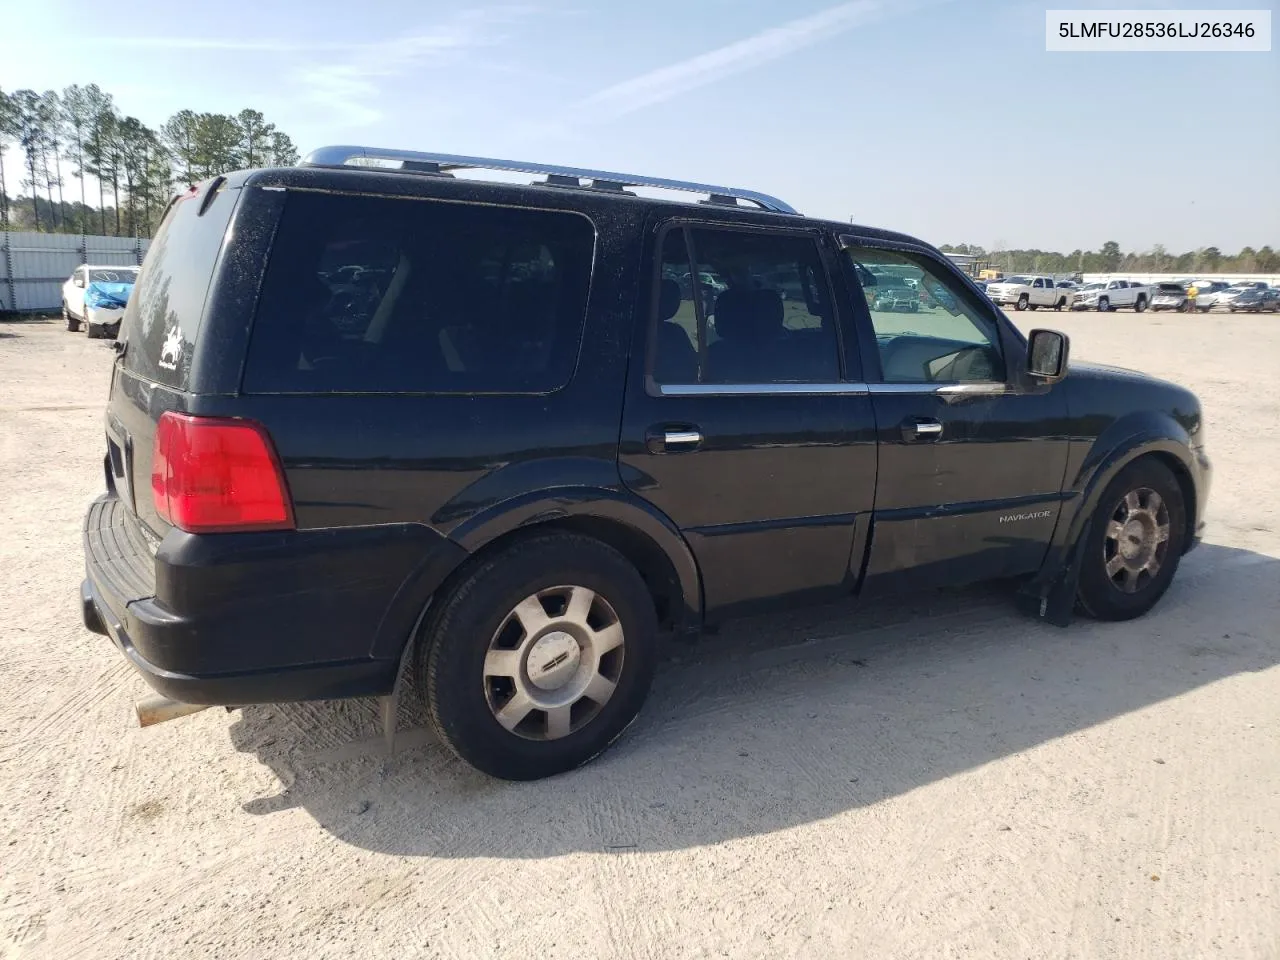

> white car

[
  {"left": 985, "top": 275, "right": 1073, "bottom": 311},
  {"left": 1071, "top": 279, "right": 1153, "bottom": 313},
  {"left": 62, "top": 265, "right": 140, "bottom": 339},
  {"left": 1192, "top": 281, "right": 1235, "bottom": 311}
]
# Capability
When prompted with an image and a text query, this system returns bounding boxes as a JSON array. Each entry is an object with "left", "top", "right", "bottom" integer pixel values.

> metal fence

[{"left": 0, "top": 232, "right": 151, "bottom": 313}]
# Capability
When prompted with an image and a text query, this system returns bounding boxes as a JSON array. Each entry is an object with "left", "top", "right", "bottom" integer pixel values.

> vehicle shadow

[{"left": 229, "top": 541, "right": 1279, "bottom": 857}]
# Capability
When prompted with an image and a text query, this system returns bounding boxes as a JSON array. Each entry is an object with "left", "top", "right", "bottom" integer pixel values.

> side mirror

[{"left": 1027, "top": 328, "right": 1069, "bottom": 382}]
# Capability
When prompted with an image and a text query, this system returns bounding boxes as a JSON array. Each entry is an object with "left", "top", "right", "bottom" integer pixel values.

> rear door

[
  {"left": 106, "top": 180, "right": 241, "bottom": 536},
  {"left": 841, "top": 239, "right": 1071, "bottom": 593},
  {"left": 619, "top": 220, "right": 877, "bottom": 618}
]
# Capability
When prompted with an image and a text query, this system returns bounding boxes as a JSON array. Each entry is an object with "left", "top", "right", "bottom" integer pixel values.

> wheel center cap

[
  {"left": 526, "top": 631, "right": 581, "bottom": 691},
  {"left": 1120, "top": 519, "right": 1147, "bottom": 560}
]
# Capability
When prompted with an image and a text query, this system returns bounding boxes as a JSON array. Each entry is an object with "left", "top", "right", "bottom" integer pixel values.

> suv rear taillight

[{"left": 151, "top": 412, "right": 294, "bottom": 533}]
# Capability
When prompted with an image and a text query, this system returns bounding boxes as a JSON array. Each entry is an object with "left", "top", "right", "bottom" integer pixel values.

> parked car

[
  {"left": 871, "top": 279, "right": 920, "bottom": 312},
  {"left": 1150, "top": 282, "right": 1192, "bottom": 312},
  {"left": 986, "top": 275, "right": 1073, "bottom": 311},
  {"left": 62, "top": 265, "right": 140, "bottom": 338},
  {"left": 79, "top": 147, "right": 1211, "bottom": 781},
  {"left": 1072, "top": 279, "right": 1152, "bottom": 312},
  {"left": 1228, "top": 288, "right": 1280, "bottom": 313},
  {"left": 1192, "top": 280, "right": 1233, "bottom": 310}
]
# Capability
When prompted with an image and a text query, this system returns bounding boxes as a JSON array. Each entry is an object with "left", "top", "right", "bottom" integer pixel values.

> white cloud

[{"left": 577, "top": 0, "right": 944, "bottom": 119}]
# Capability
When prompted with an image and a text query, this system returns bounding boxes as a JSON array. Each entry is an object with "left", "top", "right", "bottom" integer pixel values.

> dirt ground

[{"left": 1, "top": 311, "right": 1277, "bottom": 959}]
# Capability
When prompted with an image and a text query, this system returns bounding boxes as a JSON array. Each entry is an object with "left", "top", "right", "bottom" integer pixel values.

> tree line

[
  {"left": 942, "top": 241, "right": 1280, "bottom": 276},
  {"left": 0, "top": 84, "right": 299, "bottom": 238}
]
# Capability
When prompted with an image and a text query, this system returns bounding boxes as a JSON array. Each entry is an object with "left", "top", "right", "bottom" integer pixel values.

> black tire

[
  {"left": 1134, "top": 295, "right": 1147, "bottom": 313},
  {"left": 64, "top": 303, "right": 80, "bottom": 333},
  {"left": 85, "top": 322, "right": 101, "bottom": 339},
  {"left": 417, "top": 533, "right": 658, "bottom": 780},
  {"left": 1097, "top": 296, "right": 1111, "bottom": 312},
  {"left": 1077, "top": 458, "right": 1186, "bottom": 622},
  {"left": 1016, "top": 294, "right": 1028, "bottom": 311},
  {"left": 1054, "top": 297, "right": 1066, "bottom": 311}
]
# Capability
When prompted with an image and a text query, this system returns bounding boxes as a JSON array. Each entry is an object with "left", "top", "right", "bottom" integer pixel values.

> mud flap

[
  {"left": 379, "top": 633, "right": 416, "bottom": 756},
  {"left": 1017, "top": 528, "right": 1087, "bottom": 628}
]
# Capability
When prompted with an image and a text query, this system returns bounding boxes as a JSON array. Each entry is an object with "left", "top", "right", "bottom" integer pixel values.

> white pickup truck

[
  {"left": 985, "top": 275, "right": 1073, "bottom": 311},
  {"left": 1071, "top": 279, "right": 1153, "bottom": 312}
]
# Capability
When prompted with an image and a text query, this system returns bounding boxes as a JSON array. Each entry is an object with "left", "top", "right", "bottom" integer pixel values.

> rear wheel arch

[
  {"left": 379, "top": 491, "right": 703, "bottom": 665},
  {"left": 446, "top": 513, "right": 694, "bottom": 632}
]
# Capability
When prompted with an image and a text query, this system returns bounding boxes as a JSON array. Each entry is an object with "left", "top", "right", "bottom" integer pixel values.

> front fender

[
  {"left": 1061, "top": 411, "right": 1195, "bottom": 554},
  {"left": 1023, "top": 411, "right": 1198, "bottom": 616}
]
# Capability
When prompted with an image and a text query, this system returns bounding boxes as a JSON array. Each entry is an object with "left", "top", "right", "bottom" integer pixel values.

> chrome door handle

[
  {"left": 902, "top": 419, "right": 943, "bottom": 441},
  {"left": 663, "top": 429, "right": 703, "bottom": 448}
]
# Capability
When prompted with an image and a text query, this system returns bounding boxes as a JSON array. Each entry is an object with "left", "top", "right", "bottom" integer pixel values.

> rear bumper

[
  {"left": 80, "top": 576, "right": 392, "bottom": 703},
  {"left": 81, "top": 493, "right": 465, "bottom": 705}
]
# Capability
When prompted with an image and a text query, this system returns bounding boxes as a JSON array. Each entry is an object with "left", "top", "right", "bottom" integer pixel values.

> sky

[{"left": 3, "top": 0, "right": 1277, "bottom": 252}]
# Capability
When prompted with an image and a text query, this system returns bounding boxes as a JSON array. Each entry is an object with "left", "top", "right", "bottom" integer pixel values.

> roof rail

[{"left": 300, "top": 145, "right": 799, "bottom": 215}]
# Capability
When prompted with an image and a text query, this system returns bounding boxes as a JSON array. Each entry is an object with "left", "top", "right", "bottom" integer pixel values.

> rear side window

[
  {"left": 650, "top": 226, "right": 840, "bottom": 386},
  {"left": 242, "top": 192, "right": 596, "bottom": 395},
  {"left": 124, "top": 184, "right": 238, "bottom": 388}
]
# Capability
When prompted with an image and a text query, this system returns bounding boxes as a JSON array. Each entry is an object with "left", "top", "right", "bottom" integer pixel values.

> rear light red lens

[{"left": 151, "top": 412, "right": 294, "bottom": 533}]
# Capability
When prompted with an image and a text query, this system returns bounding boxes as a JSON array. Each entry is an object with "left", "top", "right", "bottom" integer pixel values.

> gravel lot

[{"left": 2, "top": 311, "right": 1277, "bottom": 959}]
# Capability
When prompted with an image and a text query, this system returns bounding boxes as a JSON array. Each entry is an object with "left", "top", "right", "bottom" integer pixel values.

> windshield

[
  {"left": 89, "top": 268, "right": 138, "bottom": 283},
  {"left": 1080, "top": 283, "right": 1104, "bottom": 291},
  {"left": 1158, "top": 284, "right": 1184, "bottom": 292},
  {"left": 1004, "top": 276, "right": 1032, "bottom": 284}
]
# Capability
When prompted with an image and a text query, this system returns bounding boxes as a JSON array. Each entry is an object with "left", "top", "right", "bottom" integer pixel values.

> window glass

[
  {"left": 243, "top": 193, "right": 595, "bottom": 394},
  {"left": 124, "top": 184, "right": 238, "bottom": 388},
  {"left": 844, "top": 246, "right": 1005, "bottom": 383},
  {"left": 651, "top": 227, "right": 840, "bottom": 385}
]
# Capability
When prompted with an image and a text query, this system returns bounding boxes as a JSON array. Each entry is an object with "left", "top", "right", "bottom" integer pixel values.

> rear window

[
  {"left": 123, "top": 184, "right": 238, "bottom": 387},
  {"left": 242, "top": 192, "right": 596, "bottom": 395},
  {"left": 1158, "top": 283, "right": 1184, "bottom": 292}
]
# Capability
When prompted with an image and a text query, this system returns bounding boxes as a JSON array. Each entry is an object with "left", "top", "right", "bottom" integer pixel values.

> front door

[
  {"left": 842, "top": 241, "right": 1071, "bottom": 593},
  {"left": 619, "top": 221, "right": 878, "bottom": 618}
]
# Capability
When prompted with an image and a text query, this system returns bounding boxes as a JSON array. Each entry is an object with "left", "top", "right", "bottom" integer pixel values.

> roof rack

[{"left": 300, "top": 145, "right": 799, "bottom": 215}]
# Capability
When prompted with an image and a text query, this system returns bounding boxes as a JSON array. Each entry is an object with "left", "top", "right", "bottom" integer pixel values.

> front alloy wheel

[
  {"left": 1077, "top": 459, "right": 1186, "bottom": 621},
  {"left": 1101, "top": 488, "right": 1170, "bottom": 594}
]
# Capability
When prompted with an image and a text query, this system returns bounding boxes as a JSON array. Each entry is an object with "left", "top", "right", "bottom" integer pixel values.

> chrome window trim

[
  {"left": 653, "top": 381, "right": 1011, "bottom": 397},
  {"left": 869, "top": 381, "right": 1010, "bottom": 396},
  {"left": 656, "top": 382, "right": 870, "bottom": 397}
]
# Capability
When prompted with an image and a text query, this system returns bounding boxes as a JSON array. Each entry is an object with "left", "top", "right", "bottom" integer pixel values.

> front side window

[
  {"left": 243, "top": 193, "right": 595, "bottom": 394},
  {"left": 650, "top": 226, "right": 840, "bottom": 386},
  {"left": 844, "top": 245, "right": 1005, "bottom": 383}
]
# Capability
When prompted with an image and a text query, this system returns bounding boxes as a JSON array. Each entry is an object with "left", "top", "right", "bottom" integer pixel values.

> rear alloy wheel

[
  {"left": 64, "top": 303, "right": 80, "bottom": 333},
  {"left": 1097, "top": 296, "right": 1111, "bottom": 312},
  {"left": 1134, "top": 296, "right": 1147, "bottom": 313},
  {"left": 1077, "top": 459, "right": 1186, "bottom": 621},
  {"left": 418, "top": 534, "right": 658, "bottom": 780},
  {"left": 1016, "top": 294, "right": 1029, "bottom": 311}
]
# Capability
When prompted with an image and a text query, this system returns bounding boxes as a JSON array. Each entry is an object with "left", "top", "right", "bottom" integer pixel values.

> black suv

[{"left": 81, "top": 147, "right": 1211, "bottom": 780}]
